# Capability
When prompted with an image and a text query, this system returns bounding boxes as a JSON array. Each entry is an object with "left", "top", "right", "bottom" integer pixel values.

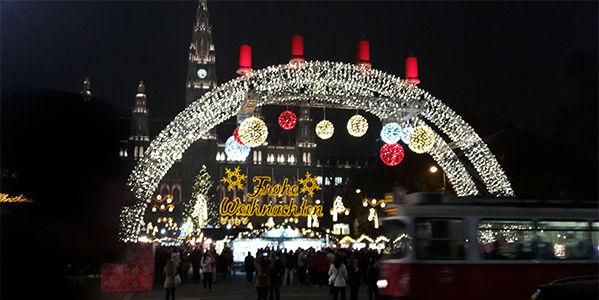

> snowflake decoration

[
  {"left": 220, "top": 166, "right": 247, "bottom": 191},
  {"left": 298, "top": 172, "right": 322, "bottom": 197}
]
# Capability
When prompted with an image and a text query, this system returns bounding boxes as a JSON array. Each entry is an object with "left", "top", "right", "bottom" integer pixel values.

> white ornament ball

[
  {"left": 408, "top": 125, "right": 435, "bottom": 153},
  {"left": 238, "top": 117, "right": 268, "bottom": 147},
  {"left": 315, "top": 120, "right": 335, "bottom": 140},
  {"left": 347, "top": 114, "right": 368, "bottom": 137}
]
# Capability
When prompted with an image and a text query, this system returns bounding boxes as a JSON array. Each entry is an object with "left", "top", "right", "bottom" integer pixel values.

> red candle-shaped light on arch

[
  {"left": 357, "top": 40, "right": 371, "bottom": 67},
  {"left": 405, "top": 56, "right": 420, "bottom": 85},
  {"left": 290, "top": 35, "right": 305, "bottom": 63},
  {"left": 237, "top": 44, "right": 252, "bottom": 75}
]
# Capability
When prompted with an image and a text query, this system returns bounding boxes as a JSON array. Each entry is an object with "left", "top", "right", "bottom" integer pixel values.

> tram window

[
  {"left": 477, "top": 219, "right": 535, "bottom": 260},
  {"left": 592, "top": 221, "right": 599, "bottom": 258},
  {"left": 414, "top": 218, "right": 465, "bottom": 260},
  {"left": 536, "top": 220, "right": 592, "bottom": 259},
  {"left": 382, "top": 219, "right": 412, "bottom": 259}
]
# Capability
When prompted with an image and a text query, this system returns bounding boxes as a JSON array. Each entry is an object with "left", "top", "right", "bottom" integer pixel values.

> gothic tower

[
  {"left": 129, "top": 81, "right": 150, "bottom": 160},
  {"left": 296, "top": 106, "right": 316, "bottom": 166},
  {"left": 185, "top": 0, "right": 217, "bottom": 107}
]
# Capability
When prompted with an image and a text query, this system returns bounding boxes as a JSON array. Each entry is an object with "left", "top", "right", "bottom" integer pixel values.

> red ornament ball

[
  {"left": 278, "top": 110, "right": 297, "bottom": 130},
  {"left": 233, "top": 128, "right": 244, "bottom": 145},
  {"left": 380, "top": 143, "right": 405, "bottom": 166}
]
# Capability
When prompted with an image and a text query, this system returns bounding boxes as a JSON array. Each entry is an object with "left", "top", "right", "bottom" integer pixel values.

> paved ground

[{"left": 78, "top": 273, "right": 372, "bottom": 300}]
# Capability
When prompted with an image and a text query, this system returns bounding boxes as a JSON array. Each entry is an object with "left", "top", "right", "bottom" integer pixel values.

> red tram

[{"left": 377, "top": 194, "right": 598, "bottom": 300}]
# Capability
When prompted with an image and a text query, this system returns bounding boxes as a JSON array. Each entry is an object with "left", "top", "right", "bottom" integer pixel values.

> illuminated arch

[{"left": 119, "top": 61, "right": 514, "bottom": 241}]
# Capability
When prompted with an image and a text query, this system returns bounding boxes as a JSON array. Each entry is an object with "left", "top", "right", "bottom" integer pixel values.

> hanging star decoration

[
  {"left": 220, "top": 166, "right": 247, "bottom": 191},
  {"left": 298, "top": 172, "right": 322, "bottom": 197}
]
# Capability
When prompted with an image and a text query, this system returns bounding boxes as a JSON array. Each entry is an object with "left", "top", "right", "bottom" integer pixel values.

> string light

[
  {"left": 315, "top": 120, "right": 334, "bottom": 140},
  {"left": 399, "top": 127, "right": 411, "bottom": 144},
  {"left": 233, "top": 128, "right": 244, "bottom": 145},
  {"left": 224, "top": 136, "right": 250, "bottom": 161},
  {"left": 408, "top": 125, "right": 434, "bottom": 154},
  {"left": 278, "top": 110, "right": 297, "bottom": 130},
  {"left": 380, "top": 143, "right": 405, "bottom": 166},
  {"left": 347, "top": 114, "right": 368, "bottom": 137},
  {"left": 121, "top": 61, "right": 513, "bottom": 242},
  {"left": 380, "top": 122, "right": 402, "bottom": 144},
  {"left": 238, "top": 117, "right": 268, "bottom": 147}
]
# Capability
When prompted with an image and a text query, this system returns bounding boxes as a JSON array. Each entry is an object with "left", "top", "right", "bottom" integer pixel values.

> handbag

[
  {"left": 174, "top": 274, "right": 182, "bottom": 285},
  {"left": 328, "top": 268, "right": 340, "bottom": 286}
]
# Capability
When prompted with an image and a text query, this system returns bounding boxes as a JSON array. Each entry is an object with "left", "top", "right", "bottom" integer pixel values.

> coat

[
  {"left": 254, "top": 258, "right": 273, "bottom": 288},
  {"left": 328, "top": 263, "right": 348, "bottom": 287},
  {"left": 163, "top": 260, "right": 178, "bottom": 288},
  {"left": 201, "top": 255, "right": 214, "bottom": 273}
]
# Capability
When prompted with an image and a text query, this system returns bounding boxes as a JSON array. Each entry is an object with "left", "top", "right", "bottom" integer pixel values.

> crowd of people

[
  {"left": 156, "top": 245, "right": 234, "bottom": 300},
  {"left": 158, "top": 245, "right": 381, "bottom": 300},
  {"left": 244, "top": 247, "right": 381, "bottom": 300}
]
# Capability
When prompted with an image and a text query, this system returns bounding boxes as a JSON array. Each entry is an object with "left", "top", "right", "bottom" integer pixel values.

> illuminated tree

[{"left": 184, "top": 165, "right": 216, "bottom": 235}]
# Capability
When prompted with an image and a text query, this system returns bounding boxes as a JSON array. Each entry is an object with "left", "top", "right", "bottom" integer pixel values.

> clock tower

[{"left": 185, "top": 0, "right": 217, "bottom": 110}]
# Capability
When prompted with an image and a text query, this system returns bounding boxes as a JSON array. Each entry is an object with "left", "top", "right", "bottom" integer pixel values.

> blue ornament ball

[
  {"left": 225, "top": 136, "right": 250, "bottom": 161},
  {"left": 380, "top": 122, "right": 402, "bottom": 144}
]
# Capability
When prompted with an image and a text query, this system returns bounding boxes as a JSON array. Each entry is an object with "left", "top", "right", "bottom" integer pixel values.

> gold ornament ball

[
  {"left": 315, "top": 120, "right": 335, "bottom": 140},
  {"left": 238, "top": 117, "right": 268, "bottom": 147},
  {"left": 347, "top": 114, "right": 368, "bottom": 137},
  {"left": 408, "top": 125, "right": 435, "bottom": 153}
]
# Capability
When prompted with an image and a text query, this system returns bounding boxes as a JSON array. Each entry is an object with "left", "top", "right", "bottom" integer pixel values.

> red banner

[{"left": 101, "top": 243, "right": 155, "bottom": 292}]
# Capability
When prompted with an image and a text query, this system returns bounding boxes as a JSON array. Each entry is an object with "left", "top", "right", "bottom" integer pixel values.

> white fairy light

[
  {"left": 315, "top": 119, "right": 335, "bottom": 140},
  {"left": 408, "top": 125, "right": 435, "bottom": 154},
  {"left": 119, "top": 61, "right": 513, "bottom": 242},
  {"left": 238, "top": 117, "right": 268, "bottom": 147},
  {"left": 347, "top": 114, "right": 368, "bottom": 137}
]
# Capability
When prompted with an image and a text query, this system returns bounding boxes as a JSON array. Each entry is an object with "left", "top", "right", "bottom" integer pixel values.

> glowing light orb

[
  {"left": 239, "top": 117, "right": 268, "bottom": 147},
  {"left": 233, "top": 128, "right": 244, "bottom": 145},
  {"left": 399, "top": 127, "right": 411, "bottom": 144},
  {"left": 380, "top": 122, "right": 402, "bottom": 144},
  {"left": 225, "top": 136, "right": 250, "bottom": 161},
  {"left": 408, "top": 125, "right": 435, "bottom": 154},
  {"left": 315, "top": 120, "right": 334, "bottom": 140},
  {"left": 347, "top": 114, "right": 368, "bottom": 137},
  {"left": 278, "top": 110, "right": 297, "bottom": 130},
  {"left": 380, "top": 143, "right": 405, "bottom": 166}
]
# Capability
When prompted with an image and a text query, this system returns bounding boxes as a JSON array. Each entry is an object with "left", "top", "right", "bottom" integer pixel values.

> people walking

[
  {"left": 268, "top": 251, "right": 284, "bottom": 300},
  {"left": 328, "top": 256, "right": 348, "bottom": 300},
  {"left": 163, "top": 257, "right": 179, "bottom": 300},
  {"left": 297, "top": 249, "right": 308, "bottom": 285},
  {"left": 365, "top": 255, "right": 379, "bottom": 300},
  {"left": 201, "top": 251, "right": 215, "bottom": 292},
  {"left": 255, "top": 250, "right": 273, "bottom": 300},
  {"left": 283, "top": 250, "right": 295, "bottom": 286},
  {"left": 191, "top": 247, "right": 202, "bottom": 283},
  {"left": 348, "top": 256, "right": 362, "bottom": 300},
  {"left": 245, "top": 251, "right": 256, "bottom": 285}
]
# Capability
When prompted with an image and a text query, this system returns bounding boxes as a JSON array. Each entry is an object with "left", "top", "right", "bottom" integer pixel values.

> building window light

[{"left": 335, "top": 177, "right": 342, "bottom": 186}]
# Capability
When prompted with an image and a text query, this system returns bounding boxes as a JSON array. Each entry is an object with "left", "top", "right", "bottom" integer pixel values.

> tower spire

[
  {"left": 185, "top": 0, "right": 217, "bottom": 108},
  {"left": 130, "top": 80, "right": 150, "bottom": 144},
  {"left": 185, "top": 0, "right": 217, "bottom": 140}
]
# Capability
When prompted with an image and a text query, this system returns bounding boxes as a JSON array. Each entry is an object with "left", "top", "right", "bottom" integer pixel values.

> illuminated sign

[
  {"left": 0, "top": 194, "right": 33, "bottom": 203},
  {"left": 219, "top": 170, "right": 323, "bottom": 217}
]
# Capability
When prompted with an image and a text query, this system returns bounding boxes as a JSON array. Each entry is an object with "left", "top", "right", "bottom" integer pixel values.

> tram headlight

[{"left": 376, "top": 279, "right": 388, "bottom": 289}]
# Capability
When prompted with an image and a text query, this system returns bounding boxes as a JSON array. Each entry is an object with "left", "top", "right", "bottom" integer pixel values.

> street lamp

[{"left": 429, "top": 165, "right": 446, "bottom": 192}]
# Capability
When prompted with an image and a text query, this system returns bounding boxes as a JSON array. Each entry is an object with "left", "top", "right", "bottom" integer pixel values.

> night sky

[{"left": 2, "top": 1, "right": 596, "bottom": 133}]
